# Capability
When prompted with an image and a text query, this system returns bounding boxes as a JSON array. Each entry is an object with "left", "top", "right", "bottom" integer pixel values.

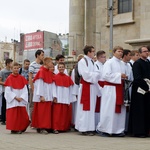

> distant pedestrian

[
  {"left": 19, "top": 59, "right": 30, "bottom": 81},
  {"left": 0, "top": 58, "right": 13, "bottom": 125},
  {"left": 28, "top": 49, "right": 44, "bottom": 118},
  {"left": 54, "top": 54, "right": 68, "bottom": 75}
]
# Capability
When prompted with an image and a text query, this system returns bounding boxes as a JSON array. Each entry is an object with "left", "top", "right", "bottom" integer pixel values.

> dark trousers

[{"left": 1, "top": 92, "right": 6, "bottom": 123}]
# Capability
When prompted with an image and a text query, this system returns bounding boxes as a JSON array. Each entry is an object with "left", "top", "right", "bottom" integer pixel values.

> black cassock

[{"left": 129, "top": 58, "right": 150, "bottom": 137}]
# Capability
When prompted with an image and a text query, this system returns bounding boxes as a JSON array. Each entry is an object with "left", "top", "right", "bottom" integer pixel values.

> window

[{"left": 118, "top": 0, "right": 132, "bottom": 14}]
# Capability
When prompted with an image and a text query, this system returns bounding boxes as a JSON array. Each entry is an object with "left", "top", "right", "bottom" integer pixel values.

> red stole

[
  {"left": 80, "top": 78, "right": 91, "bottom": 111},
  {"left": 33, "top": 66, "right": 53, "bottom": 84},
  {"left": 54, "top": 73, "right": 74, "bottom": 87},
  {"left": 104, "top": 81, "right": 123, "bottom": 113},
  {"left": 5, "top": 74, "right": 27, "bottom": 89},
  {"left": 95, "top": 81, "right": 105, "bottom": 112}
]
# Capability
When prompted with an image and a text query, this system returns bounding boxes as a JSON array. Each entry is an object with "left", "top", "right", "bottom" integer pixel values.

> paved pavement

[{"left": 0, "top": 124, "right": 150, "bottom": 150}]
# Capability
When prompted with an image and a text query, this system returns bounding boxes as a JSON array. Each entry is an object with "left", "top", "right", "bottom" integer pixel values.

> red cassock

[
  {"left": 5, "top": 74, "right": 30, "bottom": 131},
  {"left": 31, "top": 66, "right": 54, "bottom": 129},
  {"left": 52, "top": 73, "right": 73, "bottom": 131},
  {"left": 31, "top": 101, "right": 52, "bottom": 129},
  {"left": 6, "top": 107, "right": 30, "bottom": 131},
  {"left": 95, "top": 81, "right": 105, "bottom": 113}
]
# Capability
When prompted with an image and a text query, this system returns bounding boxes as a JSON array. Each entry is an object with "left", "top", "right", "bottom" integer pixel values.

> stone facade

[
  {"left": 69, "top": 0, "right": 150, "bottom": 58},
  {"left": 0, "top": 42, "right": 22, "bottom": 68}
]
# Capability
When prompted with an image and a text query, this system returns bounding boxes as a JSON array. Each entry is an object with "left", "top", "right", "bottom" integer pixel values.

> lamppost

[{"left": 108, "top": 0, "right": 114, "bottom": 58}]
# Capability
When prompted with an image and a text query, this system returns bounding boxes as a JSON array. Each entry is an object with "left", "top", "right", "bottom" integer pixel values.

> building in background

[
  {"left": 59, "top": 33, "right": 69, "bottom": 56},
  {"left": 0, "top": 30, "right": 63, "bottom": 67},
  {"left": 22, "top": 30, "right": 62, "bottom": 62},
  {"left": 69, "top": 0, "right": 150, "bottom": 57},
  {"left": 0, "top": 41, "right": 22, "bottom": 68}
]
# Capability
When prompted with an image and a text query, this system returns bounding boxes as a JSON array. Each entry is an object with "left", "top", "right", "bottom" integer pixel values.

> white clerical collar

[
  {"left": 96, "top": 60, "right": 103, "bottom": 66},
  {"left": 122, "top": 61, "right": 127, "bottom": 65},
  {"left": 113, "top": 56, "right": 121, "bottom": 61},
  {"left": 84, "top": 55, "right": 92, "bottom": 61},
  {"left": 130, "top": 60, "right": 134, "bottom": 65}
]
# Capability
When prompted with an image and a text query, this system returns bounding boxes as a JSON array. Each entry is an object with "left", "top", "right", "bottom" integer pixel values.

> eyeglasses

[{"left": 100, "top": 56, "right": 106, "bottom": 58}]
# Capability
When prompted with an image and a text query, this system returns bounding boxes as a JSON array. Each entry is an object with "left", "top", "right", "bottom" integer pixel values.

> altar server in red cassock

[
  {"left": 4, "top": 62, "right": 30, "bottom": 134},
  {"left": 31, "top": 57, "right": 54, "bottom": 133},
  {"left": 52, "top": 62, "right": 74, "bottom": 134}
]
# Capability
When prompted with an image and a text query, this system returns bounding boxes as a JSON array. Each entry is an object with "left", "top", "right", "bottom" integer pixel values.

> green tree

[{"left": 63, "top": 44, "right": 69, "bottom": 56}]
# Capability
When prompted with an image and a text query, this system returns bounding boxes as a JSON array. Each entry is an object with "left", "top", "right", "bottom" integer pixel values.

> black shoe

[
  {"left": 21, "top": 129, "right": 27, "bottom": 133},
  {"left": 134, "top": 134, "right": 146, "bottom": 138},
  {"left": 1, "top": 122, "right": 6, "bottom": 125},
  {"left": 88, "top": 131, "right": 95, "bottom": 136},
  {"left": 36, "top": 128, "right": 42, "bottom": 133},
  {"left": 81, "top": 132, "right": 88, "bottom": 136},
  {"left": 11, "top": 130, "right": 18, "bottom": 134},
  {"left": 45, "top": 129, "right": 52, "bottom": 133},
  {"left": 112, "top": 133, "right": 125, "bottom": 137},
  {"left": 96, "top": 129, "right": 110, "bottom": 137}
]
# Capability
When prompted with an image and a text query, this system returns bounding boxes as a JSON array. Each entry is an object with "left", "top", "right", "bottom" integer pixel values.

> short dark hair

[
  {"left": 138, "top": 46, "right": 148, "bottom": 53},
  {"left": 113, "top": 46, "right": 123, "bottom": 53},
  {"left": 122, "top": 49, "right": 131, "bottom": 58},
  {"left": 5, "top": 58, "right": 13, "bottom": 66},
  {"left": 57, "top": 62, "right": 65, "bottom": 68},
  {"left": 83, "top": 45, "right": 94, "bottom": 55},
  {"left": 55, "top": 54, "right": 65, "bottom": 61},
  {"left": 96, "top": 50, "right": 105, "bottom": 58},
  {"left": 24, "top": 59, "right": 30, "bottom": 63},
  {"left": 35, "top": 49, "right": 44, "bottom": 58}
]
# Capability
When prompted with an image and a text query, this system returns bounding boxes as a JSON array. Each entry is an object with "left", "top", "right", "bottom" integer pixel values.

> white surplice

[
  {"left": 53, "top": 83, "right": 73, "bottom": 105},
  {"left": 94, "top": 61, "right": 104, "bottom": 128},
  {"left": 4, "top": 86, "right": 28, "bottom": 109},
  {"left": 71, "top": 68, "right": 78, "bottom": 125},
  {"left": 75, "top": 55, "right": 100, "bottom": 132},
  {"left": 33, "top": 79, "right": 55, "bottom": 102},
  {"left": 96, "top": 56, "right": 126, "bottom": 134}
]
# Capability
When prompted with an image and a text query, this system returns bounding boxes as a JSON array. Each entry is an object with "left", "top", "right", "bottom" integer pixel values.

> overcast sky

[{"left": 0, "top": 0, "right": 69, "bottom": 42}]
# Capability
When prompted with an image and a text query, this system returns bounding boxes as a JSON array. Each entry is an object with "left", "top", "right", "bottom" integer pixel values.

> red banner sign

[{"left": 24, "top": 31, "right": 44, "bottom": 50}]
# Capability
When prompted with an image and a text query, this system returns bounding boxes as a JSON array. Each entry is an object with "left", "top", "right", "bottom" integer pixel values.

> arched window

[{"left": 118, "top": 0, "right": 132, "bottom": 14}]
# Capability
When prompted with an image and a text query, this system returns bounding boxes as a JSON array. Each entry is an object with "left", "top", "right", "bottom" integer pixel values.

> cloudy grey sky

[{"left": 0, "top": 0, "right": 69, "bottom": 42}]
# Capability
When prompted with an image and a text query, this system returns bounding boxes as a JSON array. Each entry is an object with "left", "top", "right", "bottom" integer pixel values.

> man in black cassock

[{"left": 129, "top": 46, "right": 150, "bottom": 138}]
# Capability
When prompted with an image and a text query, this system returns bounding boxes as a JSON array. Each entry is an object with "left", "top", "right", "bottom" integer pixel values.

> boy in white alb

[{"left": 5, "top": 62, "right": 30, "bottom": 134}]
